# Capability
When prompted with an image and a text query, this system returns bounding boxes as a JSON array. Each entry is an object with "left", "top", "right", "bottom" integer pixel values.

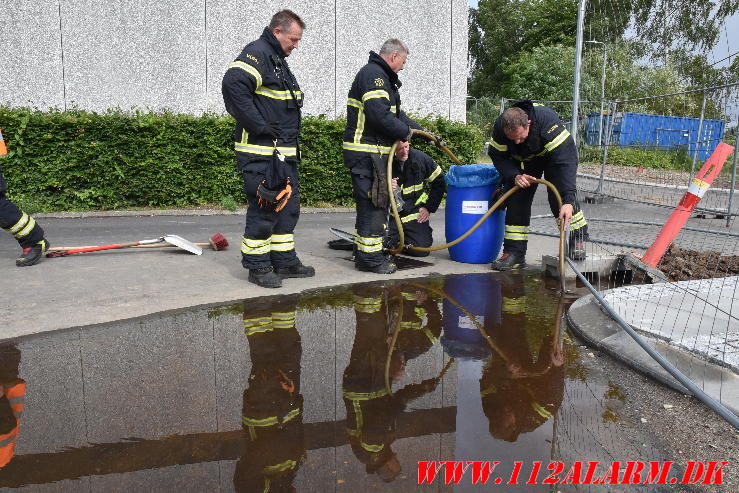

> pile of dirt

[{"left": 657, "top": 244, "right": 739, "bottom": 281}]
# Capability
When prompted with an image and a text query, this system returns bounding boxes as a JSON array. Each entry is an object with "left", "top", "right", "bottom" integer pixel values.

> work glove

[
  {"left": 423, "top": 130, "right": 445, "bottom": 147},
  {"left": 262, "top": 121, "right": 280, "bottom": 139}
]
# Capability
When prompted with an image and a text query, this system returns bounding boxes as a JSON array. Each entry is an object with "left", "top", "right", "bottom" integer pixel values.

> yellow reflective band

[
  {"left": 228, "top": 61, "right": 262, "bottom": 88},
  {"left": 15, "top": 216, "right": 36, "bottom": 238},
  {"left": 255, "top": 87, "right": 303, "bottom": 100},
  {"left": 502, "top": 296, "right": 526, "bottom": 314},
  {"left": 353, "top": 400, "right": 364, "bottom": 432},
  {"left": 7, "top": 213, "right": 29, "bottom": 234},
  {"left": 423, "top": 327, "right": 438, "bottom": 345},
  {"left": 264, "top": 459, "right": 298, "bottom": 474},
  {"left": 234, "top": 142, "right": 297, "bottom": 156},
  {"left": 270, "top": 236, "right": 295, "bottom": 252},
  {"left": 241, "top": 237, "right": 270, "bottom": 255},
  {"left": 401, "top": 292, "right": 417, "bottom": 301},
  {"left": 342, "top": 142, "right": 392, "bottom": 154},
  {"left": 355, "top": 235, "right": 383, "bottom": 253},
  {"left": 427, "top": 165, "right": 442, "bottom": 182},
  {"left": 532, "top": 402, "right": 553, "bottom": 420},
  {"left": 390, "top": 105, "right": 397, "bottom": 113},
  {"left": 347, "top": 97, "right": 363, "bottom": 109},
  {"left": 480, "top": 384, "right": 497, "bottom": 397},
  {"left": 361, "top": 89, "right": 389, "bottom": 102},
  {"left": 505, "top": 225, "right": 529, "bottom": 233},
  {"left": 245, "top": 325, "right": 274, "bottom": 336},
  {"left": 353, "top": 106, "right": 366, "bottom": 144},
  {"left": 361, "top": 441, "right": 385, "bottom": 453},
  {"left": 490, "top": 139, "right": 508, "bottom": 152},
  {"left": 272, "top": 311, "right": 296, "bottom": 320},
  {"left": 240, "top": 129, "right": 249, "bottom": 144},
  {"left": 402, "top": 183, "right": 423, "bottom": 194},
  {"left": 401, "top": 213, "right": 419, "bottom": 223},
  {"left": 504, "top": 233, "right": 528, "bottom": 241},
  {"left": 544, "top": 129, "right": 571, "bottom": 152},
  {"left": 343, "top": 388, "right": 389, "bottom": 400},
  {"left": 400, "top": 321, "right": 422, "bottom": 330},
  {"left": 415, "top": 192, "right": 429, "bottom": 206},
  {"left": 242, "top": 407, "right": 300, "bottom": 428}
]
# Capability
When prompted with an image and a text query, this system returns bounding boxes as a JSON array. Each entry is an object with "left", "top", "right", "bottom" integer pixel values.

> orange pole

[{"left": 641, "top": 142, "right": 735, "bottom": 267}]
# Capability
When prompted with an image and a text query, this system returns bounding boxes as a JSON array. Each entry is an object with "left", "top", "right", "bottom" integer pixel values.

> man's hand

[
  {"left": 558, "top": 203, "right": 574, "bottom": 228},
  {"left": 514, "top": 174, "right": 536, "bottom": 188},
  {"left": 391, "top": 178, "right": 398, "bottom": 191},
  {"left": 417, "top": 206, "right": 430, "bottom": 223}
]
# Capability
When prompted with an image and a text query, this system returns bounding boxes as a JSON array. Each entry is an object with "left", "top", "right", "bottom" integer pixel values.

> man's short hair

[
  {"left": 269, "top": 10, "right": 305, "bottom": 31},
  {"left": 379, "top": 39, "right": 409, "bottom": 56},
  {"left": 501, "top": 107, "right": 529, "bottom": 133}
]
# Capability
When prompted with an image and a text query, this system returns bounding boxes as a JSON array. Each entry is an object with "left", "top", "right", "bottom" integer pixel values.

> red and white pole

[{"left": 641, "top": 142, "right": 735, "bottom": 267}]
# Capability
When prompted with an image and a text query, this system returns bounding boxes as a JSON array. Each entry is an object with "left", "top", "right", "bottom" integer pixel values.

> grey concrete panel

[
  {"left": 0, "top": 2, "right": 65, "bottom": 109},
  {"left": 78, "top": 311, "right": 218, "bottom": 443},
  {"left": 335, "top": 0, "right": 453, "bottom": 120},
  {"left": 450, "top": 0, "right": 469, "bottom": 122},
  {"left": 60, "top": 0, "right": 206, "bottom": 113},
  {"left": 212, "top": 307, "right": 250, "bottom": 431},
  {"left": 206, "top": 1, "right": 336, "bottom": 117},
  {"left": 14, "top": 331, "right": 87, "bottom": 455},
  {"left": 88, "top": 462, "right": 221, "bottom": 492},
  {"left": 300, "top": 306, "right": 337, "bottom": 423}
]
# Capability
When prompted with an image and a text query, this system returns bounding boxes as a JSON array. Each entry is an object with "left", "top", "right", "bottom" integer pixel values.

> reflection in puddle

[{"left": 0, "top": 273, "right": 668, "bottom": 491}]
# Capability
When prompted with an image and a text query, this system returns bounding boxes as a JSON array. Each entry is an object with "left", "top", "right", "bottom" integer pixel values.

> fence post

[
  {"left": 690, "top": 92, "right": 707, "bottom": 177},
  {"left": 570, "top": 0, "right": 587, "bottom": 145},
  {"left": 727, "top": 116, "right": 739, "bottom": 227},
  {"left": 499, "top": 97, "right": 506, "bottom": 115},
  {"left": 596, "top": 101, "right": 617, "bottom": 195}
]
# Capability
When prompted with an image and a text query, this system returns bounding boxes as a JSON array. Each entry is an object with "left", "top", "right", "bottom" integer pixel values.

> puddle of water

[{"left": 0, "top": 272, "right": 670, "bottom": 491}]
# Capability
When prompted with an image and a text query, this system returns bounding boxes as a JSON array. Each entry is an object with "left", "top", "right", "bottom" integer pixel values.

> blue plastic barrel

[
  {"left": 440, "top": 274, "right": 502, "bottom": 360},
  {"left": 444, "top": 164, "right": 504, "bottom": 264}
]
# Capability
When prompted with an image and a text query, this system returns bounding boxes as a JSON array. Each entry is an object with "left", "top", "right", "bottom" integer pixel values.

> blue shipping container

[{"left": 585, "top": 112, "right": 725, "bottom": 161}]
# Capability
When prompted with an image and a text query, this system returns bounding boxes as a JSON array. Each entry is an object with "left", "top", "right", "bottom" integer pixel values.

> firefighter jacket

[
  {"left": 343, "top": 51, "right": 421, "bottom": 160},
  {"left": 222, "top": 27, "right": 303, "bottom": 166},
  {"left": 395, "top": 287, "right": 442, "bottom": 361},
  {"left": 488, "top": 100, "right": 578, "bottom": 204},
  {"left": 392, "top": 149, "right": 446, "bottom": 220}
]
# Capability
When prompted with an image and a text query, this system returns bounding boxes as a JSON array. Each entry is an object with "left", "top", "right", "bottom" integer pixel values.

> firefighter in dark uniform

[
  {"left": 479, "top": 274, "right": 565, "bottom": 441},
  {"left": 385, "top": 142, "right": 446, "bottom": 257},
  {"left": 342, "top": 39, "right": 425, "bottom": 274},
  {"left": 222, "top": 10, "right": 314, "bottom": 289},
  {"left": 1, "top": 131, "right": 50, "bottom": 267},
  {"left": 487, "top": 100, "right": 589, "bottom": 271},
  {"left": 343, "top": 283, "right": 443, "bottom": 483},
  {"left": 234, "top": 294, "right": 305, "bottom": 492}
]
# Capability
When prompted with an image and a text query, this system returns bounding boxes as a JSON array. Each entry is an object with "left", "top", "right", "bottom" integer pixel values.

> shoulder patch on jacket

[
  {"left": 245, "top": 53, "right": 259, "bottom": 64},
  {"left": 546, "top": 124, "right": 559, "bottom": 135},
  {"left": 374, "top": 78, "right": 384, "bottom": 86}
]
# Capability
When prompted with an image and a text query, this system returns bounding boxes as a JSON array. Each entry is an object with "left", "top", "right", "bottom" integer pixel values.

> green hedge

[
  {"left": 579, "top": 144, "right": 694, "bottom": 171},
  {"left": 0, "top": 107, "right": 483, "bottom": 212}
]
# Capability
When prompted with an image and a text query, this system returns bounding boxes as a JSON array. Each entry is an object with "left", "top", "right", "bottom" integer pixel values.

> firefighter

[
  {"left": 343, "top": 283, "right": 442, "bottom": 483},
  {"left": 222, "top": 10, "right": 314, "bottom": 289},
  {"left": 385, "top": 142, "right": 446, "bottom": 257},
  {"left": 1, "top": 133, "right": 50, "bottom": 267},
  {"left": 342, "top": 39, "right": 426, "bottom": 274},
  {"left": 479, "top": 274, "right": 565, "bottom": 442},
  {"left": 234, "top": 294, "right": 305, "bottom": 492},
  {"left": 488, "top": 100, "right": 589, "bottom": 271},
  {"left": 0, "top": 344, "right": 25, "bottom": 468}
]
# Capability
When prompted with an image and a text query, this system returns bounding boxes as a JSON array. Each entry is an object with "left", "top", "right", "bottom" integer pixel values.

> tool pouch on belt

[
  {"left": 370, "top": 153, "right": 390, "bottom": 209},
  {"left": 256, "top": 145, "right": 293, "bottom": 212}
]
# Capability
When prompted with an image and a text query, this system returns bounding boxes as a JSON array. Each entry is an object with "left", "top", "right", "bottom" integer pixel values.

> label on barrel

[
  {"left": 458, "top": 315, "right": 484, "bottom": 329},
  {"left": 461, "top": 201, "right": 487, "bottom": 214}
]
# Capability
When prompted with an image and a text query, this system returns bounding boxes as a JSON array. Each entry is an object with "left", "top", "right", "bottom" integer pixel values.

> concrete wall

[{"left": 0, "top": 0, "right": 467, "bottom": 121}]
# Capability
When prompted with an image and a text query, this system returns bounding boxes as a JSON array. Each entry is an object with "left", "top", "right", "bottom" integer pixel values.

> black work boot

[
  {"left": 490, "top": 252, "right": 526, "bottom": 271},
  {"left": 16, "top": 238, "right": 50, "bottom": 267},
  {"left": 356, "top": 259, "right": 398, "bottom": 274},
  {"left": 274, "top": 262, "right": 315, "bottom": 278},
  {"left": 567, "top": 231, "right": 587, "bottom": 261},
  {"left": 248, "top": 266, "right": 282, "bottom": 288}
]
